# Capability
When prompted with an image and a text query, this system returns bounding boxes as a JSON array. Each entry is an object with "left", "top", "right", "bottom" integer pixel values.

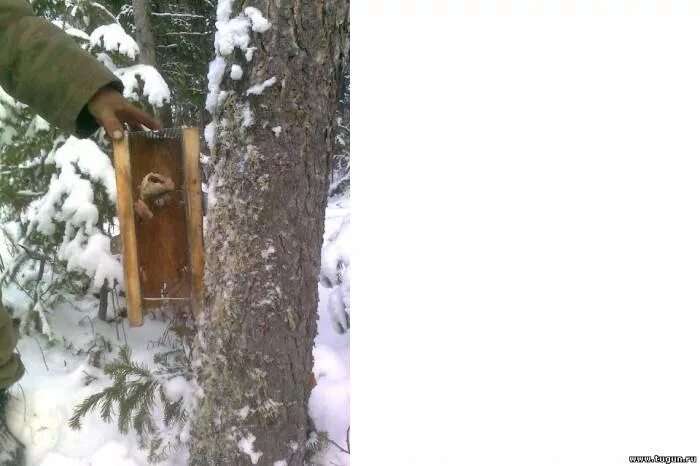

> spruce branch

[{"left": 70, "top": 343, "right": 194, "bottom": 464}]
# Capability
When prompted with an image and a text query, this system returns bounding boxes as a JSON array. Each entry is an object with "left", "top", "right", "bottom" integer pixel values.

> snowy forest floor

[{"left": 2, "top": 196, "right": 350, "bottom": 466}]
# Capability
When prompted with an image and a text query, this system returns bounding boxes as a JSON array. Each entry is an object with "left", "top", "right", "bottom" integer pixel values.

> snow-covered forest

[{"left": 0, "top": 0, "right": 349, "bottom": 464}]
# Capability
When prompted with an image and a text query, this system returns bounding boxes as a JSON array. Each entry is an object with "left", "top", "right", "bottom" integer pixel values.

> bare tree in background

[{"left": 132, "top": 0, "right": 173, "bottom": 127}]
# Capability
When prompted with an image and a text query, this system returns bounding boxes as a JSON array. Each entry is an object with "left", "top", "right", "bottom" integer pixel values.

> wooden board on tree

[{"left": 112, "top": 127, "right": 204, "bottom": 326}]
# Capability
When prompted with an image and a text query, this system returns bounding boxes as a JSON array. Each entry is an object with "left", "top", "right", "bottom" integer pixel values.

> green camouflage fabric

[
  {"left": 0, "top": 0, "right": 123, "bottom": 388},
  {"left": 0, "top": 0, "right": 123, "bottom": 138},
  {"left": 0, "top": 310, "right": 21, "bottom": 390}
]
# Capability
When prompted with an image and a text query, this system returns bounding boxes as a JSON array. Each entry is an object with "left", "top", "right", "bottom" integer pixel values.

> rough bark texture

[
  {"left": 189, "top": 1, "right": 349, "bottom": 465},
  {"left": 132, "top": 0, "right": 173, "bottom": 127}
]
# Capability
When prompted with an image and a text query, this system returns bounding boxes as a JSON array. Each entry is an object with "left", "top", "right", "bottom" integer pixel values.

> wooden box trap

[{"left": 113, "top": 127, "right": 204, "bottom": 326}]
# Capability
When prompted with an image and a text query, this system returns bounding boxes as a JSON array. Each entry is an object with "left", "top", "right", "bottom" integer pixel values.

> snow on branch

[
  {"left": 29, "top": 138, "right": 116, "bottom": 234},
  {"left": 52, "top": 20, "right": 90, "bottom": 41},
  {"left": 115, "top": 65, "right": 171, "bottom": 108},
  {"left": 89, "top": 24, "right": 140, "bottom": 60},
  {"left": 26, "top": 138, "right": 121, "bottom": 290},
  {"left": 90, "top": 1, "right": 119, "bottom": 22},
  {"left": 0, "top": 86, "right": 25, "bottom": 116},
  {"left": 95, "top": 52, "right": 116, "bottom": 72},
  {"left": 60, "top": 230, "right": 121, "bottom": 292},
  {"left": 0, "top": 87, "right": 26, "bottom": 146}
]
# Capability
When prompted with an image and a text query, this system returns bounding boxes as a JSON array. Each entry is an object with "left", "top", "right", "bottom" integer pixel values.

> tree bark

[
  {"left": 189, "top": 0, "right": 348, "bottom": 465},
  {"left": 132, "top": 0, "right": 173, "bottom": 127}
]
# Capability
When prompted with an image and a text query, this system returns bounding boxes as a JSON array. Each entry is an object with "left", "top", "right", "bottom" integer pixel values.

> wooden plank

[
  {"left": 182, "top": 127, "right": 205, "bottom": 319},
  {"left": 128, "top": 133, "right": 189, "bottom": 307},
  {"left": 113, "top": 135, "right": 143, "bottom": 326}
]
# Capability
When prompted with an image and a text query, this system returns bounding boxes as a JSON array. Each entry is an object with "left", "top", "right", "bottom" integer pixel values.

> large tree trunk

[
  {"left": 132, "top": 0, "right": 173, "bottom": 127},
  {"left": 189, "top": 1, "right": 348, "bottom": 465}
]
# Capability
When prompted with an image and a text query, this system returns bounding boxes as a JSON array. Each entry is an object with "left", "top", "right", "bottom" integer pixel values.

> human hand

[{"left": 87, "top": 86, "right": 161, "bottom": 140}]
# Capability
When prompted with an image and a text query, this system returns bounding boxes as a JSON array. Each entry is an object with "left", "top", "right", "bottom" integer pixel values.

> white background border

[{"left": 352, "top": 1, "right": 700, "bottom": 464}]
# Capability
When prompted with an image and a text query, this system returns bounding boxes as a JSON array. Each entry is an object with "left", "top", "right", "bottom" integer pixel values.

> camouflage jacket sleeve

[{"left": 0, "top": 0, "right": 124, "bottom": 137}]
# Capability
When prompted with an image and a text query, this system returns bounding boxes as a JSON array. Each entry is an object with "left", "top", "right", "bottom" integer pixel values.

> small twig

[
  {"left": 121, "top": 318, "right": 128, "bottom": 345},
  {"left": 110, "top": 287, "right": 119, "bottom": 320},
  {"left": 326, "top": 436, "right": 350, "bottom": 455},
  {"left": 114, "top": 316, "right": 121, "bottom": 342},
  {"left": 78, "top": 315, "right": 95, "bottom": 338},
  {"left": 98, "top": 279, "right": 109, "bottom": 321},
  {"left": 18, "top": 384, "right": 26, "bottom": 423},
  {"left": 87, "top": 315, "right": 95, "bottom": 338},
  {"left": 32, "top": 336, "right": 49, "bottom": 371}
]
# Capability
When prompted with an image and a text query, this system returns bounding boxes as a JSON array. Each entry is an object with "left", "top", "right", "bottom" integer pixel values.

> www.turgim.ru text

[{"left": 629, "top": 456, "right": 697, "bottom": 464}]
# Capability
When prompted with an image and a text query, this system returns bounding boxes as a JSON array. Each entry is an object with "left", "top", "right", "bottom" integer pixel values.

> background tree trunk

[
  {"left": 189, "top": 0, "right": 348, "bottom": 465},
  {"left": 132, "top": 0, "right": 173, "bottom": 127}
]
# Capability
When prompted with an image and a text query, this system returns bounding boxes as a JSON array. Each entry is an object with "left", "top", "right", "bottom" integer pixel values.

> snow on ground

[
  {"left": 310, "top": 196, "right": 350, "bottom": 466},
  {"left": 3, "top": 198, "right": 350, "bottom": 465},
  {"left": 5, "top": 302, "right": 177, "bottom": 466}
]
